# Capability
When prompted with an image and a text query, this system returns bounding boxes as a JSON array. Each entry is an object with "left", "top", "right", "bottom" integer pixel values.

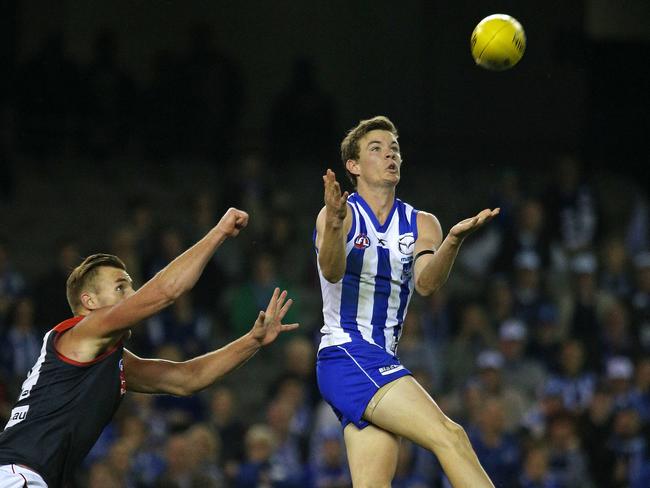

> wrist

[
  {"left": 210, "top": 226, "right": 229, "bottom": 243},
  {"left": 244, "top": 331, "right": 264, "bottom": 349},
  {"left": 445, "top": 233, "right": 463, "bottom": 247},
  {"left": 325, "top": 216, "right": 345, "bottom": 230}
]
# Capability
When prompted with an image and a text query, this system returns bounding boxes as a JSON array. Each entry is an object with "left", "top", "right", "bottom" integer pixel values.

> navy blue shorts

[{"left": 316, "top": 342, "right": 412, "bottom": 429}]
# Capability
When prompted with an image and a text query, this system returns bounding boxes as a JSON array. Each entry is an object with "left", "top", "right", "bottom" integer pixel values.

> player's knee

[{"left": 428, "top": 419, "right": 468, "bottom": 452}]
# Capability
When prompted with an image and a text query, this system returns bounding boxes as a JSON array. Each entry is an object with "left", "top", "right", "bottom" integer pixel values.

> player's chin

[{"left": 384, "top": 173, "right": 400, "bottom": 185}]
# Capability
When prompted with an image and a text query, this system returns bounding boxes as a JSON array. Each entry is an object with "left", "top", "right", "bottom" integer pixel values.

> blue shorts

[{"left": 316, "top": 342, "right": 412, "bottom": 429}]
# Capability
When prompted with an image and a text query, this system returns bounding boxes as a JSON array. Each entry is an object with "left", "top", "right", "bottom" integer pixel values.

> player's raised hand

[
  {"left": 323, "top": 169, "right": 348, "bottom": 223},
  {"left": 250, "top": 288, "right": 299, "bottom": 346},
  {"left": 449, "top": 208, "right": 500, "bottom": 240},
  {"left": 216, "top": 207, "right": 249, "bottom": 237}
]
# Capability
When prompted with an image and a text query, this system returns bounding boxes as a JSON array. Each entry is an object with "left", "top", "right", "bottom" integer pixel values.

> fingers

[
  {"left": 235, "top": 211, "right": 249, "bottom": 229},
  {"left": 265, "top": 287, "right": 281, "bottom": 316},
  {"left": 281, "top": 323, "right": 300, "bottom": 332},
  {"left": 277, "top": 298, "right": 294, "bottom": 321},
  {"left": 474, "top": 208, "right": 499, "bottom": 226},
  {"left": 323, "top": 169, "right": 341, "bottom": 192},
  {"left": 254, "top": 310, "right": 265, "bottom": 326}
]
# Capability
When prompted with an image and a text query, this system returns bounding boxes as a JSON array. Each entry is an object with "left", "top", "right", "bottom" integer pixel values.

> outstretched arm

[
  {"left": 414, "top": 208, "right": 499, "bottom": 296},
  {"left": 61, "top": 208, "right": 249, "bottom": 360},
  {"left": 124, "top": 288, "right": 298, "bottom": 396},
  {"left": 316, "top": 169, "right": 352, "bottom": 283}
]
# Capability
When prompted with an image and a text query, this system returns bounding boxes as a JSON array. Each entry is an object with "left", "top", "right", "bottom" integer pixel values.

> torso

[
  {"left": 0, "top": 317, "right": 126, "bottom": 487},
  {"left": 316, "top": 192, "right": 419, "bottom": 355}
]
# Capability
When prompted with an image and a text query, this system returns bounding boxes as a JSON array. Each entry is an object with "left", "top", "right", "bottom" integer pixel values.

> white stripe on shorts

[{"left": 336, "top": 345, "right": 380, "bottom": 388}]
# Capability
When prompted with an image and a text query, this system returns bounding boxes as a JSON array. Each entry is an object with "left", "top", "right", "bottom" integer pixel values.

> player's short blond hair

[
  {"left": 66, "top": 254, "right": 126, "bottom": 314},
  {"left": 340, "top": 115, "right": 398, "bottom": 187}
]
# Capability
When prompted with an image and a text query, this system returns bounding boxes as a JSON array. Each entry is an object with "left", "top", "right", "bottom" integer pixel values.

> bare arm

[
  {"left": 124, "top": 288, "right": 298, "bottom": 395},
  {"left": 414, "top": 208, "right": 499, "bottom": 296},
  {"left": 316, "top": 169, "right": 352, "bottom": 283},
  {"left": 62, "top": 208, "right": 249, "bottom": 359}
]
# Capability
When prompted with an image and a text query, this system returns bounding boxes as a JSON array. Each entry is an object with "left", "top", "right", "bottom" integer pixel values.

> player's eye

[{"left": 116, "top": 285, "right": 123, "bottom": 292}]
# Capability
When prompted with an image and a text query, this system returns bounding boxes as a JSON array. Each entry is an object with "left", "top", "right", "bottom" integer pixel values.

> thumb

[{"left": 256, "top": 311, "right": 265, "bottom": 324}]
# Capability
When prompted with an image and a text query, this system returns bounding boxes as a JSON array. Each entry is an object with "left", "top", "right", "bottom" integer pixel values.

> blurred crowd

[{"left": 0, "top": 24, "right": 649, "bottom": 488}]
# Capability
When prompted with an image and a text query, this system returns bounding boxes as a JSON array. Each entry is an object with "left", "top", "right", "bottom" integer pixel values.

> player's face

[
  {"left": 352, "top": 129, "right": 402, "bottom": 187},
  {"left": 90, "top": 266, "right": 135, "bottom": 308}
]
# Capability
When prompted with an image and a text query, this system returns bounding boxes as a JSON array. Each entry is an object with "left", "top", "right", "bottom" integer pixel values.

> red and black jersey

[{"left": 0, "top": 316, "right": 126, "bottom": 487}]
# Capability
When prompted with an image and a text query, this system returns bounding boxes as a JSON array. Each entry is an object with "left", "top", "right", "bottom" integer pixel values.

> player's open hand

[
  {"left": 449, "top": 208, "right": 500, "bottom": 241},
  {"left": 216, "top": 207, "right": 249, "bottom": 237},
  {"left": 323, "top": 169, "right": 348, "bottom": 223},
  {"left": 250, "top": 288, "right": 299, "bottom": 346}
]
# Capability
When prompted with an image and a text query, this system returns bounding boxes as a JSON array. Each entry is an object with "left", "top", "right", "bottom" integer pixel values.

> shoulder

[
  {"left": 416, "top": 211, "right": 442, "bottom": 230},
  {"left": 415, "top": 211, "right": 443, "bottom": 247}
]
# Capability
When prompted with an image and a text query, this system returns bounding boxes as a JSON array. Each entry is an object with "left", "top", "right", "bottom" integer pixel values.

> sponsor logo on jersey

[
  {"left": 398, "top": 234, "right": 415, "bottom": 254},
  {"left": 378, "top": 364, "right": 405, "bottom": 376},
  {"left": 401, "top": 262, "right": 413, "bottom": 282},
  {"left": 353, "top": 234, "right": 371, "bottom": 249},
  {"left": 6, "top": 405, "right": 29, "bottom": 428},
  {"left": 119, "top": 359, "right": 126, "bottom": 396}
]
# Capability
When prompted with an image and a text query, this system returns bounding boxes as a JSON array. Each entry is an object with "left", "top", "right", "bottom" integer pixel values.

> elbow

[
  {"left": 174, "top": 385, "right": 193, "bottom": 397},
  {"left": 319, "top": 259, "right": 344, "bottom": 283},
  {"left": 172, "top": 363, "right": 198, "bottom": 397},
  {"left": 415, "top": 279, "right": 441, "bottom": 297},
  {"left": 322, "top": 271, "right": 343, "bottom": 283}
]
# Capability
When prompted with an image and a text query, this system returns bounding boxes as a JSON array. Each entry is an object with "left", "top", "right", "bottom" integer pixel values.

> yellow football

[{"left": 471, "top": 14, "right": 526, "bottom": 71}]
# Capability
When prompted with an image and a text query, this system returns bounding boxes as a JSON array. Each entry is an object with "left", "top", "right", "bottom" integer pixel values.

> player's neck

[{"left": 357, "top": 185, "right": 396, "bottom": 225}]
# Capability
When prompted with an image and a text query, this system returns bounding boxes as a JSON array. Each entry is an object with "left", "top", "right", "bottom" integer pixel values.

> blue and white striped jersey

[{"left": 316, "top": 192, "right": 419, "bottom": 355}]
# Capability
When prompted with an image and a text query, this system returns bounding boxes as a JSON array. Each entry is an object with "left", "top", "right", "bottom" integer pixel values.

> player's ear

[
  {"left": 80, "top": 292, "right": 97, "bottom": 311},
  {"left": 345, "top": 159, "right": 360, "bottom": 178}
]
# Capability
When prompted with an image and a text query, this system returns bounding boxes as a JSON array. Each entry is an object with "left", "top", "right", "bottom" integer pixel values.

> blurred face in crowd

[
  {"left": 322, "top": 437, "right": 345, "bottom": 468},
  {"left": 499, "top": 337, "right": 524, "bottom": 360},
  {"left": 636, "top": 265, "right": 650, "bottom": 292},
  {"left": 210, "top": 387, "right": 235, "bottom": 421},
  {"left": 523, "top": 447, "right": 550, "bottom": 482},
  {"left": 548, "top": 416, "right": 577, "bottom": 450},
  {"left": 515, "top": 266, "right": 540, "bottom": 291},
  {"left": 478, "top": 398, "right": 506, "bottom": 436},
  {"left": 613, "top": 409, "right": 640, "bottom": 438},
  {"left": 635, "top": 358, "right": 650, "bottom": 391},
  {"left": 602, "top": 238, "right": 627, "bottom": 274},
  {"left": 602, "top": 300, "right": 629, "bottom": 343},
  {"left": 460, "top": 303, "right": 489, "bottom": 335},
  {"left": 518, "top": 200, "right": 544, "bottom": 234},
  {"left": 245, "top": 426, "right": 275, "bottom": 463},
  {"left": 560, "top": 341, "right": 584, "bottom": 376},
  {"left": 284, "top": 336, "right": 315, "bottom": 377}
]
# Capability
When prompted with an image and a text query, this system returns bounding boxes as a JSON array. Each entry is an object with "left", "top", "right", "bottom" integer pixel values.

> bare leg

[
  {"left": 363, "top": 376, "right": 494, "bottom": 488},
  {"left": 343, "top": 422, "right": 400, "bottom": 488}
]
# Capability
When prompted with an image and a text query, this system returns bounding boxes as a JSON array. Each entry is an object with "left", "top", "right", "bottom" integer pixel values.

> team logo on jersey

[
  {"left": 353, "top": 234, "right": 371, "bottom": 249},
  {"left": 119, "top": 359, "right": 126, "bottom": 396},
  {"left": 398, "top": 234, "right": 415, "bottom": 254}
]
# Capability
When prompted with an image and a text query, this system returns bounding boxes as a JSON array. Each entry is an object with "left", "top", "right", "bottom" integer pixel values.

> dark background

[{"left": 2, "top": 0, "right": 648, "bottom": 172}]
